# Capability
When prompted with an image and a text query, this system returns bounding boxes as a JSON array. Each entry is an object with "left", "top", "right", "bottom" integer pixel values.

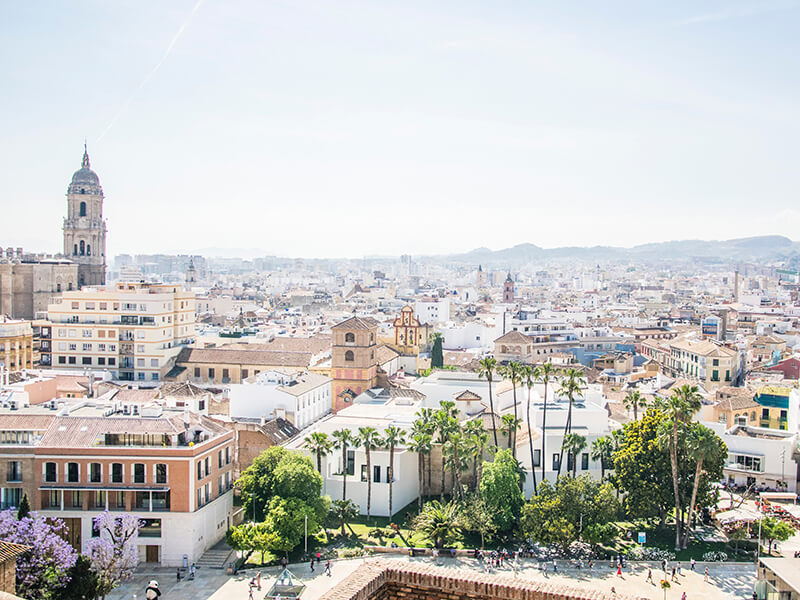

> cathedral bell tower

[{"left": 63, "top": 144, "right": 107, "bottom": 287}]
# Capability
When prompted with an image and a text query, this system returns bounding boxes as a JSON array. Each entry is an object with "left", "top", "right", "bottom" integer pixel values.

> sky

[{"left": 2, "top": 0, "right": 800, "bottom": 259}]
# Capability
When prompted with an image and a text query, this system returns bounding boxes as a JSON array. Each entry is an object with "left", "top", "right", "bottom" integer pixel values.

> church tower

[
  {"left": 63, "top": 144, "right": 107, "bottom": 287},
  {"left": 185, "top": 258, "right": 197, "bottom": 289},
  {"left": 330, "top": 316, "right": 379, "bottom": 413},
  {"left": 503, "top": 272, "right": 515, "bottom": 303}
]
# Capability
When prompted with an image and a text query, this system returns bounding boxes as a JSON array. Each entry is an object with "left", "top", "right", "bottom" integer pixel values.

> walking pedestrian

[
  {"left": 553, "top": 559, "right": 558, "bottom": 573},
  {"left": 671, "top": 566, "right": 677, "bottom": 582},
  {"left": 704, "top": 567, "right": 709, "bottom": 583},
  {"left": 616, "top": 563, "right": 622, "bottom": 577},
  {"left": 316, "top": 551, "right": 321, "bottom": 564},
  {"left": 691, "top": 558, "right": 696, "bottom": 571},
  {"left": 588, "top": 559, "right": 594, "bottom": 572},
  {"left": 646, "top": 569, "right": 654, "bottom": 584},
  {"left": 681, "top": 592, "right": 686, "bottom": 600},
  {"left": 677, "top": 562, "right": 681, "bottom": 576},
  {"left": 310, "top": 558, "right": 315, "bottom": 572},
  {"left": 248, "top": 583, "right": 255, "bottom": 600},
  {"left": 662, "top": 558, "right": 667, "bottom": 572},
  {"left": 325, "top": 560, "right": 332, "bottom": 576},
  {"left": 257, "top": 571, "right": 261, "bottom": 591}
]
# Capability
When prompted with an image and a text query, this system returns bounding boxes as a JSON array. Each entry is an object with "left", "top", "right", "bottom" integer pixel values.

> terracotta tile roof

[
  {"left": 222, "top": 334, "right": 331, "bottom": 355},
  {"left": 331, "top": 316, "right": 378, "bottom": 330},
  {"left": 176, "top": 347, "right": 312, "bottom": 368},
  {"left": 158, "top": 382, "right": 210, "bottom": 398},
  {"left": 454, "top": 390, "right": 482, "bottom": 401},
  {"left": 0, "top": 541, "right": 30, "bottom": 563},
  {"left": 375, "top": 345, "right": 400, "bottom": 365},
  {"left": 494, "top": 330, "right": 530, "bottom": 344}
]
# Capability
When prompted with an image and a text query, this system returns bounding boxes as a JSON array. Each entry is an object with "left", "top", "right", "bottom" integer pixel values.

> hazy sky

[{"left": 2, "top": 0, "right": 800, "bottom": 259}]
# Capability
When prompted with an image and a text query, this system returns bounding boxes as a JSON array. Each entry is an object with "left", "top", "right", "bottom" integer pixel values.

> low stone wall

[{"left": 320, "top": 559, "right": 638, "bottom": 600}]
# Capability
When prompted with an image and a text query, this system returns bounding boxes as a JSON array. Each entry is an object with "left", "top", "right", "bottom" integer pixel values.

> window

[
  {"left": 83, "top": 329, "right": 92, "bottom": 338},
  {"left": 346, "top": 450, "right": 355, "bottom": 476},
  {"left": 98, "top": 357, "right": 106, "bottom": 365},
  {"left": 345, "top": 332, "right": 355, "bottom": 343},
  {"left": 226, "top": 447, "right": 231, "bottom": 464},
  {"left": 581, "top": 453, "right": 589, "bottom": 471},
  {"left": 82, "top": 357, "right": 92, "bottom": 365},
  {"left": 361, "top": 465, "right": 368, "bottom": 482},
  {"left": 1, "top": 488, "right": 22, "bottom": 509},
  {"left": 712, "top": 370, "right": 719, "bottom": 382},
  {"left": 552, "top": 453, "right": 560, "bottom": 471},
  {"left": 208, "top": 368, "right": 215, "bottom": 379},
  {"left": 58, "top": 356, "right": 66, "bottom": 364},
  {"left": 79, "top": 201, "right": 87, "bottom": 216},
  {"left": 205, "top": 457, "right": 210, "bottom": 475},
  {"left": 90, "top": 463, "right": 101, "bottom": 483},
  {"left": 218, "top": 451, "right": 223, "bottom": 469},
  {"left": 133, "top": 463, "right": 145, "bottom": 484},
  {"left": 44, "top": 462, "right": 57, "bottom": 482},
  {"left": 533, "top": 449, "right": 541, "bottom": 467},
  {"left": 242, "top": 369, "right": 248, "bottom": 379},
  {"left": 68, "top": 343, "right": 77, "bottom": 351},
  {"left": 344, "top": 350, "right": 354, "bottom": 362},
  {"left": 155, "top": 464, "right": 167, "bottom": 484},
  {"left": 112, "top": 463, "right": 123, "bottom": 483},
  {"left": 108, "top": 357, "right": 115, "bottom": 366},
  {"left": 150, "top": 359, "right": 158, "bottom": 367},
  {"left": 68, "top": 356, "right": 76, "bottom": 364},
  {"left": 373, "top": 465, "right": 381, "bottom": 483},
  {"left": 567, "top": 453, "right": 575, "bottom": 472},
  {"left": 197, "top": 461, "right": 203, "bottom": 480},
  {"left": 762, "top": 408, "right": 770, "bottom": 419},
  {"left": 98, "top": 343, "right": 106, "bottom": 351},
  {"left": 194, "top": 367, "right": 201, "bottom": 378},
  {"left": 6, "top": 461, "right": 22, "bottom": 482},
  {"left": 222, "top": 368, "right": 229, "bottom": 380},
  {"left": 67, "top": 462, "right": 79, "bottom": 483}
]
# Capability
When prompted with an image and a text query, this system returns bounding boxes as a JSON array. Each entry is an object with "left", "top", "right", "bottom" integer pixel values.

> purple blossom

[
  {"left": 86, "top": 511, "right": 143, "bottom": 598},
  {"left": 0, "top": 509, "right": 77, "bottom": 600}
]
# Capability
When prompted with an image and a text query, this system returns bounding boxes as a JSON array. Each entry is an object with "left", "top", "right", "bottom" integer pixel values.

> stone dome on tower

[{"left": 67, "top": 144, "right": 103, "bottom": 195}]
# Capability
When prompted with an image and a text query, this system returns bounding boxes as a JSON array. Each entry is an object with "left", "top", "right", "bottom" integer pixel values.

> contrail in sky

[{"left": 98, "top": 0, "right": 204, "bottom": 142}]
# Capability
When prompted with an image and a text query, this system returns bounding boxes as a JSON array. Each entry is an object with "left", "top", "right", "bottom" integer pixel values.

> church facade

[{"left": 63, "top": 145, "right": 107, "bottom": 287}]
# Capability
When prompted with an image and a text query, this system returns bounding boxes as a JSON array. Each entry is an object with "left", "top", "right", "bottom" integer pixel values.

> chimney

[{"left": 183, "top": 405, "right": 190, "bottom": 430}]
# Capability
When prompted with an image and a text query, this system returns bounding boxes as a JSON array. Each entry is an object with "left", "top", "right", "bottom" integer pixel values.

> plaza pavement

[{"left": 107, "top": 555, "right": 757, "bottom": 600}]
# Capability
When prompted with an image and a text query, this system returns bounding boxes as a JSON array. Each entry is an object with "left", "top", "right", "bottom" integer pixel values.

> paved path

[{"left": 107, "top": 556, "right": 757, "bottom": 600}]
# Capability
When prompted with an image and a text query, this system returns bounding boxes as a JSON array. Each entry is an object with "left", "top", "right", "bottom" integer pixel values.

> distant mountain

[{"left": 443, "top": 236, "right": 800, "bottom": 265}]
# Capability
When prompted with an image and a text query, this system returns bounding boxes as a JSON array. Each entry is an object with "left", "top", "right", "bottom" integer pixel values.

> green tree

[
  {"left": 61, "top": 555, "right": 99, "bottom": 600},
  {"left": 591, "top": 436, "right": 614, "bottom": 481},
  {"left": 658, "top": 384, "right": 702, "bottom": 550},
  {"left": 329, "top": 499, "right": 359, "bottom": 537},
  {"left": 430, "top": 332, "right": 444, "bottom": 368},
  {"left": 477, "top": 357, "right": 500, "bottom": 447},
  {"left": 357, "top": 426, "right": 382, "bottom": 518},
  {"left": 500, "top": 413, "right": 521, "bottom": 453},
  {"left": 459, "top": 494, "right": 496, "bottom": 549},
  {"left": 434, "top": 404, "right": 458, "bottom": 498},
  {"left": 304, "top": 431, "right": 332, "bottom": 474},
  {"left": 443, "top": 430, "right": 468, "bottom": 501},
  {"left": 331, "top": 429, "right": 355, "bottom": 502},
  {"left": 262, "top": 495, "right": 329, "bottom": 555},
  {"left": 682, "top": 423, "right": 727, "bottom": 548},
  {"left": 479, "top": 449, "right": 524, "bottom": 532},
  {"left": 414, "top": 408, "right": 437, "bottom": 497},
  {"left": 464, "top": 420, "right": 489, "bottom": 491},
  {"left": 383, "top": 426, "right": 406, "bottom": 518},
  {"left": 236, "top": 446, "right": 290, "bottom": 521},
  {"left": 562, "top": 433, "right": 587, "bottom": 478},
  {"left": 624, "top": 389, "right": 647, "bottom": 420},
  {"left": 16, "top": 493, "right": 30, "bottom": 520},
  {"left": 413, "top": 500, "right": 461, "bottom": 548},
  {"left": 760, "top": 516, "right": 795, "bottom": 555},
  {"left": 556, "top": 368, "right": 586, "bottom": 477},
  {"left": 228, "top": 523, "right": 256, "bottom": 561},
  {"left": 537, "top": 362, "right": 557, "bottom": 485}
]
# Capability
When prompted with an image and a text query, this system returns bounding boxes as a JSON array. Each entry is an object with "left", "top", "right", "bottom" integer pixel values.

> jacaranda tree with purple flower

[
  {"left": 0, "top": 509, "right": 77, "bottom": 600},
  {"left": 86, "top": 512, "right": 143, "bottom": 600}
]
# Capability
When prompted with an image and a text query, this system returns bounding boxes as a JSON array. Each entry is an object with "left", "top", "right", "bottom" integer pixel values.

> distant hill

[{"left": 442, "top": 235, "right": 799, "bottom": 265}]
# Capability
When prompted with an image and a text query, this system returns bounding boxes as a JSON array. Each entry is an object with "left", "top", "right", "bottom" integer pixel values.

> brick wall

[
  {"left": 0, "top": 560, "right": 16, "bottom": 595},
  {"left": 320, "top": 560, "right": 635, "bottom": 600}
]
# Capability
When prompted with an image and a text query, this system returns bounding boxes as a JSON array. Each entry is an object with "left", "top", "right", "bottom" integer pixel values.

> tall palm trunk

[
  {"left": 541, "top": 380, "right": 548, "bottom": 484},
  {"left": 682, "top": 457, "right": 704, "bottom": 549},
  {"left": 557, "top": 398, "right": 573, "bottom": 479},
  {"left": 341, "top": 446, "right": 348, "bottom": 501},
  {"left": 472, "top": 456, "right": 478, "bottom": 492},
  {"left": 316, "top": 451, "right": 323, "bottom": 475},
  {"left": 426, "top": 452, "right": 432, "bottom": 498},
  {"left": 511, "top": 382, "right": 518, "bottom": 457},
  {"left": 417, "top": 451, "right": 424, "bottom": 509},
  {"left": 488, "top": 378, "right": 499, "bottom": 447},
  {"left": 388, "top": 443, "right": 395, "bottom": 519},
  {"left": 527, "top": 385, "right": 538, "bottom": 495},
  {"left": 366, "top": 447, "right": 372, "bottom": 519},
  {"left": 670, "top": 423, "right": 682, "bottom": 551},
  {"left": 440, "top": 445, "right": 446, "bottom": 500}
]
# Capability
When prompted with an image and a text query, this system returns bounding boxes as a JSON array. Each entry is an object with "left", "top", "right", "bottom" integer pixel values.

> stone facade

[
  {"left": 0, "top": 255, "right": 78, "bottom": 320},
  {"left": 63, "top": 146, "right": 107, "bottom": 287},
  {"left": 320, "top": 561, "right": 633, "bottom": 600},
  {"left": 331, "top": 317, "right": 379, "bottom": 412}
]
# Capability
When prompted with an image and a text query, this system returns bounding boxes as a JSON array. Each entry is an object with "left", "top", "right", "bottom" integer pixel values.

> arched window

[
  {"left": 86, "top": 244, "right": 91, "bottom": 256},
  {"left": 345, "top": 350, "right": 354, "bottom": 362},
  {"left": 80, "top": 188, "right": 85, "bottom": 194},
  {"left": 79, "top": 201, "right": 87, "bottom": 217},
  {"left": 68, "top": 282, "right": 73, "bottom": 291},
  {"left": 56, "top": 283, "right": 62, "bottom": 292},
  {"left": 73, "top": 244, "right": 78, "bottom": 255},
  {"left": 345, "top": 332, "right": 355, "bottom": 343},
  {"left": 79, "top": 240, "right": 85, "bottom": 255}
]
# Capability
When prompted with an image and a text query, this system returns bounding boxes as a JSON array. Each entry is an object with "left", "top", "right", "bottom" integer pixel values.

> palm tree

[
  {"left": 464, "top": 420, "right": 489, "bottom": 491},
  {"left": 443, "top": 431, "right": 468, "bottom": 501},
  {"left": 331, "top": 499, "right": 359, "bottom": 537},
  {"left": 331, "top": 429, "right": 355, "bottom": 502},
  {"left": 682, "top": 424, "right": 721, "bottom": 548},
  {"left": 477, "top": 357, "right": 499, "bottom": 447},
  {"left": 434, "top": 407, "right": 458, "bottom": 499},
  {"left": 556, "top": 368, "right": 586, "bottom": 478},
  {"left": 537, "top": 362, "right": 557, "bottom": 484},
  {"left": 407, "top": 432, "right": 432, "bottom": 510},
  {"left": 357, "top": 426, "right": 382, "bottom": 519},
  {"left": 523, "top": 364, "right": 538, "bottom": 494},
  {"left": 415, "top": 408, "right": 437, "bottom": 496},
  {"left": 304, "top": 431, "right": 332, "bottom": 475},
  {"left": 500, "top": 413, "right": 522, "bottom": 453},
  {"left": 591, "top": 436, "right": 614, "bottom": 480},
  {"left": 659, "top": 384, "right": 703, "bottom": 551},
  {"left": 383, "top": 426, "right": 406, "bottom": 519},
  {"left": 413, "top": 500, "right": 462, "bottom": 548},
  {"left": 499, "top": 361, "right": 524, "bottom": 457},
  {"left": 563, "top": 433, "right": 587, "bottom": 477},
  {"left": 624, "top": 389, "right": 647, "bottom": 420}
]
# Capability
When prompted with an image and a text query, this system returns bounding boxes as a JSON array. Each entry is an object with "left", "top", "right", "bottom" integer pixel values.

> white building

[
  {"left": 228, "top": 369, "right": 331, "bottom": 429},
  {"left": 415, "top": 299, "right": 450, "bottom": 324}
]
